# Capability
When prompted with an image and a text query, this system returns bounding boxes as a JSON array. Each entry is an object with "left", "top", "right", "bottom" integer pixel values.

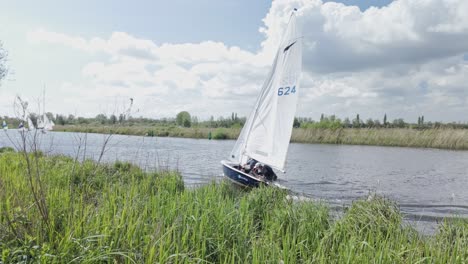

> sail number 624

[{"left": 278, "top": 86, "right": 296, "bottom": 96}]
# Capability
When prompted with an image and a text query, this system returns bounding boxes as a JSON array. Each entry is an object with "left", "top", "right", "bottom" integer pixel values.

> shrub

[
  {"left": 212, "top": 128, "right": 228, "bottom": 139},
  {"left": 0, "top": 146, "right": 15, "bottom": 153}
]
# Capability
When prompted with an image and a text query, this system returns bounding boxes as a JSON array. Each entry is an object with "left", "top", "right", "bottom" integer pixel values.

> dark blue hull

[{"left": 221, "top": 160, "right": 266, "bottom": 188}]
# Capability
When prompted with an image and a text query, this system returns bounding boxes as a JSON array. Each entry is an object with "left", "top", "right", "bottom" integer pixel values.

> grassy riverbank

[
  {"left": 54, "top": 125, "right": 468, "bottom": 150},
  {"left": 291, "top": 127, "right": 468, "bottom": 150},
  {"left": 54, "top": 125, "right": 241, "bottom": 140},
  {"left": 1, "top": 151, "right": 467, "bottom": 263}
]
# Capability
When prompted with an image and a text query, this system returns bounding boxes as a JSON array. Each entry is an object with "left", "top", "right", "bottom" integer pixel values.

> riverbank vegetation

[
  {"left": 53, "top": 125, "right": 468, "bottom": 150},
  {"left": 53, "top": 124, "right": 242, "bottom": 141},
  {"left": 3, "top": 111, "right": 468, "bottom": 131},
  {"left": 1, "top": 150, "right": 467, "bottom": 263},
  {"left": 3, "top": 112, "right": 468, "bottom": 149},
  {"left": 292, "top": 127, "right": 468, "bottom": 150}
]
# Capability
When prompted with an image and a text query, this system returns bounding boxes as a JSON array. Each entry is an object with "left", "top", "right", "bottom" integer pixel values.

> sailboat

[
  {"left": 2, "top": 121, "right": 7, "bottom": 130},
  {"left": 37, "top": 89, "right": 55, "bottom": 133},
  {"left": 27, "top": 117, "right": 35, "bottom": 131},
  {"left": 43, "top": 114, "right": 55, "bottom": 131},
  {"left": 38, "top": 113, "right": 54, "bottom": 133},
  {"left": 15, "top": 96, "right": 32, "bottom": 132},
  {"left": 221, "top": 9, "right": 302, "bottom": 187}
]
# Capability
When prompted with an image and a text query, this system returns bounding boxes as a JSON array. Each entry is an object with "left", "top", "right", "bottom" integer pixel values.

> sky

[{"left": 0, "top": 0, "right": 467, "bottom": 122}]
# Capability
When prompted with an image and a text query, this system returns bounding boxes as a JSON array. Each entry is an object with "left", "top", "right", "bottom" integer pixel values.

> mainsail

[
  {"left": 229, "top": 11, "right": 302, "bottom": 171},
  {"left": 27, "top": 118, "right": 35, "bottom": 130},
  {"left": 43, "top": 114, "right": 55, "bottom": 131},
  {"left": 37, "top": 117, "right": 45, "bottom": 129}
]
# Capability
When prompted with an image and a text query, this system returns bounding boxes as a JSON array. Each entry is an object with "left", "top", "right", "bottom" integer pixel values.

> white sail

[
  {"left": 37, "top": 117, "right": 45, "bottom": 129},
  {"left": 229, "top": 11, "right": 302, "bottom": 171},
  {"left": 27, "top": 118, "right": 35, "bottom": 130},
  {"left": 43, "top": 114, "right": 54, "bottom": 131}
]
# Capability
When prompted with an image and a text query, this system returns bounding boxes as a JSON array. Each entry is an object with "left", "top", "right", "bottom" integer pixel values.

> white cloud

[
  {"left": 27, "top": 29, "right": 91, "bottom": 51},
  {"left": 26, "top": 28, "right": 268, "bottom": 117},
  {"left": 20, "top": 0, "right": 468, "bottom": 121},
  {"left": 293, "top": 0, "right": 468, "bottom": 74}
]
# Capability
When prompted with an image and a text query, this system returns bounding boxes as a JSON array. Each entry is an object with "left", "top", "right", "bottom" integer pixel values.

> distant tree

[
  {"left": 67, "top": 114, "right": 75, "bottom": 124},
  {"left": 392, "top": 118, "right": 406, "bottom": 128},
  {"left": 0, "top": 41, "right": 7, "bottom": 85},
  {"left": 418, "top": 116, "right": 421, "bottom": 125},
  {"left": 118, "top": 114, "right": 125, "bottom": 123},
  {"left": 421, "top": 115, "right": 424, "bottom": 125},
  {"left": 343, "top": 117, "right": 351, "bottom": 128},
  {"left": 176, "top": 111, "right": 191, "bottom": 127},
  {"left": 366, "top": 118, "right": 375, "bottom": 128},
  {"left": 56, "top": 114, "right": 66, "bottom": 125},
  {"left": 209, "top": 115, "right": 214, "bottom": 128},
  {"left": 77, "top": 117, "right": 89, "bottom": 124},
  {"left": 320, "top": 113, "right": 324, "bottom": 122},
  {"left": 238, "top": 116, "right": 246, "bottom": 126},
  {"left": 183, "top": 118, "right": 191, "bottom": 127},
  {"left": 352, "top": 114, "right": 361, "bottom": 128},
  {"left": 383, "top": 113, "right": 387, "bottom": 126},
  {"left": 191, "top": 116, "right": 199, "bottom": 126},
  {"left": 95, "top": 114, "right": 107, "bottom": 124},
  {"left": 110, "top": 114, "right": 117, "bottom": 124},
  {"left": 293, "top": 117, "right": 301, "bottom": 128}
]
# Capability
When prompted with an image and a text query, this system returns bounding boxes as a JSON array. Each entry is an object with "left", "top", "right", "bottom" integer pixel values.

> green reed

[
  {"left": 54, "top": 125, "right": 240, "bottom": 140},
  {"left": 291, "top": 128, "right": 468, "bottom": 150},
  {"left": 0, "top": 152, "right": 467, "bottom": 263},
  {"left": 54, "top": 125, "right": 468, "bottom": 150}
]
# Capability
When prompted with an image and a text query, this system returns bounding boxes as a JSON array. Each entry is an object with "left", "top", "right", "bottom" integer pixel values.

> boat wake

[{"left": 270, "top": 181, "right": 290, "bottom": 190}]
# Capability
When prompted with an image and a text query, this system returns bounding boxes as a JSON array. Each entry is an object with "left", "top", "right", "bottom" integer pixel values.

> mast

[{"left": 43, "top": 85, "right": 46, "bottom": 121}]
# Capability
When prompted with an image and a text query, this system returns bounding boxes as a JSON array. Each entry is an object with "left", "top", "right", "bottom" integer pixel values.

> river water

[{"left": 1, "top": 131, "right": 467, "bottom": 234}]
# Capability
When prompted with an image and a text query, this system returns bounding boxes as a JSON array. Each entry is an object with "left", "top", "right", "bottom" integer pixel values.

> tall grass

[
  {"left": 1, "top": 152, "right": 467, "bottom": 263},
  {"left": 55, "top": 125, "right": 468, "bottom": 150},
  {"left": 54, "top": 125, "right": 240, "bottom": 140},
  {"left": 291, "top": 128, "right": 468, "bottom": 150}
]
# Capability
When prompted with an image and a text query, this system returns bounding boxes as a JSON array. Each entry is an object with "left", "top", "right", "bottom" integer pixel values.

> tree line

[
  {"left": 294, "top": 113, "right": 468, "bottom": 129},
  {"left": 1, "top": 111, "right": 467, "bottom": 129}
]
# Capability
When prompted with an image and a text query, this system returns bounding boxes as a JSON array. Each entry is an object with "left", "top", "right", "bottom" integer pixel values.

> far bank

[{"left": 53, "top": 125, "right": 468, "bottom": 150}]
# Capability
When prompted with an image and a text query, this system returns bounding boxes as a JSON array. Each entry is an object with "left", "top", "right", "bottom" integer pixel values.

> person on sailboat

[
  {"left": 242, "top": 158, "right": 258, "bottom": 173},
  {"left": 263, "top": 165, "right": 277, "bottom": 181},
  {"left": 18, "top": 122, "right": 24, "bottom": 129},
  {"left": 250, "top": 162, "right": 277, "bottom": 181},
  {"left": 251, "top": 163, "right": 266, "bottom": 180}
]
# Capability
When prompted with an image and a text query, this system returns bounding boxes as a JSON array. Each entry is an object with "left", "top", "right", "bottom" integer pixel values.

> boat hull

[{"left": 221, "top": 160, "right": 267, "bottom": 188}]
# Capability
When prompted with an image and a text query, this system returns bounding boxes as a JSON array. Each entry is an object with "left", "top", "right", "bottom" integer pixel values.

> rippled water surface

[{"left": 1, "top": 131, "right": 467, "bottom": 234}]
